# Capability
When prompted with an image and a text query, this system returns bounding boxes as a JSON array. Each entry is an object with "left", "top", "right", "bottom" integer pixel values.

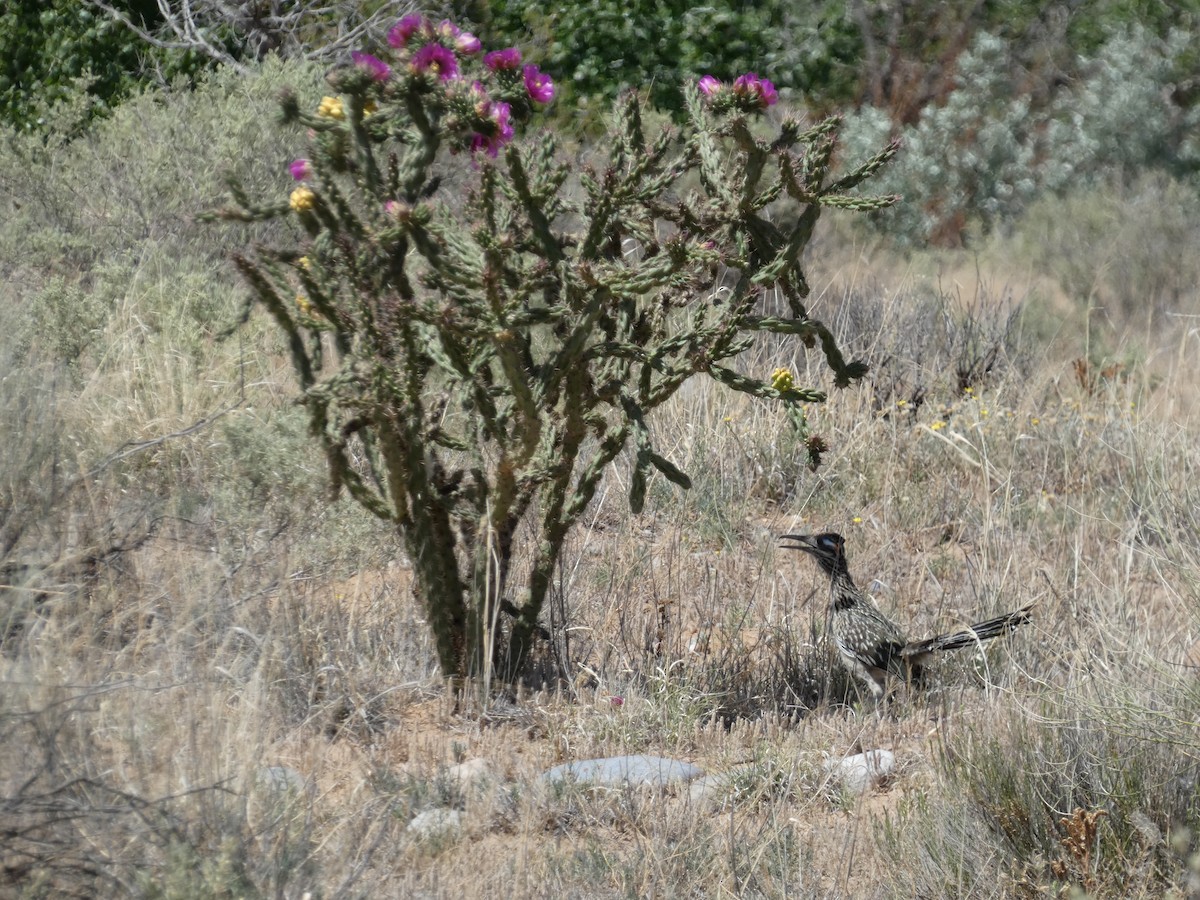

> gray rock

[
  {"left": 825, "top": 749, "right": 895, "bottom": 794},
  {"left": 687, "top": 771, "right": 738, "bottom": 808},
  {"left": 407, "top": 807, "right": 465, "bottom": 837},
  {"left": 542, "top": 755, "right": 704, "bottom": 789}
]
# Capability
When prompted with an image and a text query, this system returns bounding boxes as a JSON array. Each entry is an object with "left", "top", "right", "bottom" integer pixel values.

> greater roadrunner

[{"left": 780, "top": 532, "right": 1033, "bottom": 698}]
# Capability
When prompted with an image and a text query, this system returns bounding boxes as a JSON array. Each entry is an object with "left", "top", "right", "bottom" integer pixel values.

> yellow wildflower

[
  {"left": 770, "top": 367, "right": 795, "bottom": 392},
  {"left": 317, "top": 96, "right": 345, "bottom": 120},
  {"left": 930, "top": 420, "right": 946, "bottom": 431},
  {"left": 852, "top": 516, "right": 863, "bottom": 524},
  {"left": 290, "top": 186, "right": 316, "bottom": 212},
  {"left": 298, "top": 256, "right": 310, "bottom": 270},
  {"left": 363, "top": 99, "right": 378, "bottom": 117},
  {"left": 295, "top": 294, "right": 312, "bottom": 315},
  {"left": 1030, "top": 417, "right": 1040, "bottom": 426}
]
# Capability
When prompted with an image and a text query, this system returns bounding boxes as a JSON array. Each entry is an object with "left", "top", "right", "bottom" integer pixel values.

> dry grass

[
  {"left": 7, "top": 250, "right": 1200, "bottom": 897},
  {"left": 4, "top": 68, "right": 1200, "bottom": 896}
]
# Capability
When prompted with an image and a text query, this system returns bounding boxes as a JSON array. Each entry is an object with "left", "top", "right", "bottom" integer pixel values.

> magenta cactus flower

[
  {"left": 471, "top": 100, "right": 514, "bottom": 157},
  {"left": 289, "top": 158, "right": 311, "bottom": 181},
  {"left": 388, "top": 14, "right": 427, "bottom": 49},
  {"left": 455, "top": 30, "right": 482, "bottom": 55},
  {"left": 384, "top": 199, "right": 410, "bottom": 220},
  {"left": 436, "top": 19, "right": 481, "bottom": 54},
  {"left": 351, "top": 51, "right": 391, "bottom": 82},
  {"left": 697, "top": 75, "right": 723, "bottom": 97},
  {"left": 757, "top": 78, "right": 779, "bottom": 107},
  {"left": 484, "top": 47, "right": 522, "bottom": 71},
  {"left": 523, "top": 65, "right": 554, "bottom": 104},
  {"left": 411, "top": 43, "right": 459, "bottom": 81},
  {"left": 732, "top": 72, "right": 778, "bottom": 109}
]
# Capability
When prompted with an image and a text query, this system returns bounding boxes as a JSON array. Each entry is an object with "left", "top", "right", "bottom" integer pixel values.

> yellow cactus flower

[
  {"left": 363, "top": 99, "right": 378, "bottom": 117},
  {"left": 317, "top": 96, "right": 345, "bottom": 120},
  {"left": 290, "top": 186, "right": 316, "bottom": 212},
  {"left": 770, "top": 367, "right": 794, "bottom": 392}
]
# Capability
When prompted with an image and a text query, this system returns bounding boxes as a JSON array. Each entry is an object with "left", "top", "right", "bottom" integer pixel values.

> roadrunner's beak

[{"left": 778, "top": 534, "right": 818, "bottom": 554}]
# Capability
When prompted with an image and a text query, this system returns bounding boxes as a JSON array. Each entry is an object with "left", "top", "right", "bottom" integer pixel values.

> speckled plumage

[{"left": 781, "top": 532, "right": 1033, "bottom": 698}]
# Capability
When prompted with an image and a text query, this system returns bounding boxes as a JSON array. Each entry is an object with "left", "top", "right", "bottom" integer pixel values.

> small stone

[
  {"left": 407, "top": 808, "right": 464, "bottom": 838},
  {"left": 541, "top": 755, "right": 704, "bottom": 789},
  {"left": 825, "top": 749, "right": 896, "bottom": 794},
  {"left": 687, "top": 771, "right": 737, "bottom": 808}
]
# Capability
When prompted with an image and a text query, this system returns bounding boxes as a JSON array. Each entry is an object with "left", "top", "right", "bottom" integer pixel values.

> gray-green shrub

[{"left": 839, "top": 25, "right": 1200, "bottom": 247}]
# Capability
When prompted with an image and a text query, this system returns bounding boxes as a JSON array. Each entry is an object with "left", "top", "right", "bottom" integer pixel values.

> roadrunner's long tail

[{"left": 901, "top": 604, "right": 1035, "bottom": 659}]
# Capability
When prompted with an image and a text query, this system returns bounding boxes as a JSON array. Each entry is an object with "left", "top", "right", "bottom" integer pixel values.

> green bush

[
  {"left": 0, "top": 58, "right": 325, "bottom": 368},
  {"left": 839, "top": 24, "right": 1200, "bottom": 247},
  {"left": 481, "top": 0, "right": 862, "bottom": 119},
  {"left": 0, "top": 0, "right": 206, "bottom": 132}
]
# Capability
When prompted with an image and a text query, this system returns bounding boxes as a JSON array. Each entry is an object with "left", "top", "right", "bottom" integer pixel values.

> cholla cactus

[{"left": 213, "top": 16, "right": 897, "bottom": 683}]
